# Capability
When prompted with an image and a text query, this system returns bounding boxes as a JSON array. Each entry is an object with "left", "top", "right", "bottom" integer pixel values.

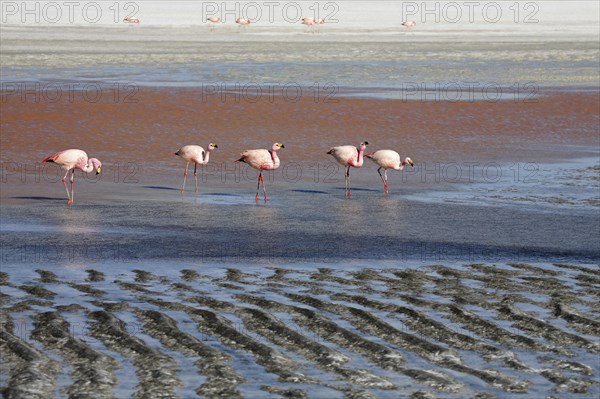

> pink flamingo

[
  {"left": 301, "top": 17, "right": 316, "bottom": 32},
  {"left": 123, "top": 16, "right": 140, "bottom": 24},
  {"left": 327, "top": 141, "right": 369, "bottom": 197},
  {"left": 236, "top": 17, "right": 251, "bottom": 30},
  {"left": 366, "top": 150, "right": 414, "bottom": 194},
  {"left": 237, "top": 143, "right": 285, "bottom": 201},
  {"left": 41, "top": 149, "right": 102, "bottom": 206},
  {"left": 401, "top": 21, "right": 416, "bottom": 28},
  {"left": 301, "top": 17, "right": 324, "bottom": 33},
  {"left": 206, "top": 16, "right": 222, "bottom": 31},
  {"left": 174, "top": 143, "right": 218, "bottom": 193}
]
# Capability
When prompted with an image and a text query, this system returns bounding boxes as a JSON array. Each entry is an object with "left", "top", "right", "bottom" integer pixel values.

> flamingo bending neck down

[
  {"left": 236, "top": 17, "right": 251, "bottom": 30},
  {"left": 366, "top": 150, "right": 413, "bottom": 194},
  {"left": 175, "top": 143, "right": 218, "bottom": 193},
  {"left": 237, "top": 142, "right": 285, "bottom": 201},
  {"left": 327, "top": 141, "right": 368, "bottom": 197},
  {"left": 301, "top": 17, "right": 325, "bottom": 33},
  {"left": 41, "top": 149, "right": 102, "bottom": 206},
  {"left": 207, "top": 17, "right": 222, "bottom": 30}
]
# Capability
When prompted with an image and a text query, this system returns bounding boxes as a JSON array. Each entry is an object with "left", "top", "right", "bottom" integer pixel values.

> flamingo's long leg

[
  {"left": 61, "top": 170, "right": 71, "bottom": 205},
  {"left": 345, "top": 165, "right": 351, "bottom": 197},
  {"left": 70, "top": 170, "right": 75, "bottom": 205},
  {"left": 384, "top": 169, "right": 389, "bottom": 194},
  {"left": 194, "top": 163, "right": 199, "bottom": 193},
  {"left": 255, "top": 172, "right": 262, "bottom": 201},
  {"left": 261, "top": 174, "right": 269, "bottom": 201},
  {"left": 181, "top": 162, "right": 189, "bottom": 193},
  {"left": 377, "top": 167, "right": 386, "bottom": 192}
]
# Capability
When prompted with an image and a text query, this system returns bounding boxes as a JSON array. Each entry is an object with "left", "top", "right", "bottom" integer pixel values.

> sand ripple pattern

[{"left": 1, "top": 263, "right": 599, "bottom": 398}]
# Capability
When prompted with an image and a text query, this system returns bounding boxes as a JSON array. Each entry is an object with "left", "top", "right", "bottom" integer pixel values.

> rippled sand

[{"left": 1, "top": 263, "right": 599, "bottom": 398}]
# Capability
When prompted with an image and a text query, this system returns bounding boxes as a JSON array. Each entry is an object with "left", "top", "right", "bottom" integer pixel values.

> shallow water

[{"left": 2, "top": 172, "right": 599, "bottom": 266}]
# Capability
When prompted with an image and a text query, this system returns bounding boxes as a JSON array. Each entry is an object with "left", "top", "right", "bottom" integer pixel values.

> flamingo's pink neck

[
  {"left": 270, "top": 149, "right": 279, "bottom": 163},
  {"left": 81, "top": 158, "right": 101, "bottom": 173},
  {"left": 354, "top": 146, "right": 366, "bottom": 167},
  {"left": 204, "top": 149, "right": 211, "bottom": 163}
]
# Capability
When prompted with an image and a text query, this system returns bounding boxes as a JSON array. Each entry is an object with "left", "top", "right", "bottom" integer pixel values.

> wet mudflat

[{"left": 1, "top": 263, "right": 598, "bottom": 398}]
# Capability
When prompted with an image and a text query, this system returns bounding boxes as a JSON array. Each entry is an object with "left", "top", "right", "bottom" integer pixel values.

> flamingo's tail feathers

[
  {"left": 41, "top": 154, "right": 58, "bottom": 163},
  {"left": 327, "top": 149, "right": 334, "bottom": 155},
  {"left": 365, "top": 153, "right": 374, "bottom": 158},
  {"left": 236, "top": 156, "right": 245, "bottom": 163}
]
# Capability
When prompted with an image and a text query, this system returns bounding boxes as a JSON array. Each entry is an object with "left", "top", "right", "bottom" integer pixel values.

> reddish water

[{"left": 2, "top": 89, "right": 598, "bottom": 175}]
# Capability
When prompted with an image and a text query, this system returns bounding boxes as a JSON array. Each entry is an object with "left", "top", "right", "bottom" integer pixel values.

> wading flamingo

[
  {"left": 123, "top": 16, "right": 140, "bottom": 23},
  {"left": 237, "top": 143, "right": 285, "bottom": 201},
  {"left": 327, "top": 141, "right": 368, "bottom": 197},
  {"left": 301, "top": 17, "right": 325, "bottom": 33},
  {"left": 366, "top": 150, "right": 414, "bottom": 194},
  {"left": 206, "top": 17, "right": 222, "bottom": 31},
  {"left": 175, "top": 143, "right": 218, "bottom": 193},
  {"left": 236, "top": 17, "right": 251, "bottom": 30},
  {"left": 401, "top": 21, "right": 416, "bottom": 28},
  {"left": 41, "top": 149, "right": 102, "bottom": 206}
]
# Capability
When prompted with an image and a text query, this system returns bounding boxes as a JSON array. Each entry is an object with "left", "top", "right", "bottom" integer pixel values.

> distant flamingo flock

[
  {"left": 42, "top": 143, "right": 413, "bottom": 205},
  {"left": 123, "top": 16, "right": 418, "bottom": 33}
]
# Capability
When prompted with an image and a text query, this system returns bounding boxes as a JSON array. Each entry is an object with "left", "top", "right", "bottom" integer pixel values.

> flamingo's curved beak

[
  {"left": 96, "top": 167, "right": 101, "bottom": 175},
  {"left": 408, "top": 160, "right": 414, "bottom": 167},
  {"left": 280, "top": 144, "right": 285, "bottom": 148}
]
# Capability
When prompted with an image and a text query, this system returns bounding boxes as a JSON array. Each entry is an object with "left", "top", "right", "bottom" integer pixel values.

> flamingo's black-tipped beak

[
  {"left": 409, "top": 160, "right": 414, "bottom": 167},
  {"left": 280, "top": 144, "right": 285, "bottom": 148},
  {"left": 96, "top": 167, "right": 101, "bottom": 175}
]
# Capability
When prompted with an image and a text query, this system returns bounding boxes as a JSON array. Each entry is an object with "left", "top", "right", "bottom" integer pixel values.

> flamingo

[
  {"left": 206, "top": 17, "right": 221, "bottom": 31},
  {"left": 301, "top": 17, "right": 324, "bottom": 33},
  {"left": 237, "top": 143, "right": 284, "bottom": 201},
  {"left": 123, "top": 16, "right": 140, "bottom": 24},
  {"left": 301, "top": 17, "right": 316, "bottom": 33},
  {"left": 327, "top": 141, "right": 368, "bottom": 197},
  {"left": 236, "top": 17, "right": 251, "bottom": 30},
  {"left": 366, "top": 150, "right": 414, "bottom": 194},
  {"left": 401, "top": 21, "right": 416, "bottom": 28},
  {"left": 174, "top": 143, "right": 218, "bottom": 193},
  {"left": 41, "top": 149, "right": 102, "bottom": 206}
]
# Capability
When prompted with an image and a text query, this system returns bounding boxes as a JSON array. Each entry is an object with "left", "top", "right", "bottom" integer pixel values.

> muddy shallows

[{"left": 1, "top": 263, "right": 599, "bottom": 398}]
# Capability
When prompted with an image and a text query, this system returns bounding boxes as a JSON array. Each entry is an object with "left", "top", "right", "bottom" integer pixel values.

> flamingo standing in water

[
  {"left": 206, "top": 17, "right": 222, "bottom": 31},
  {"left": 41, "top": 149, "right": 102, "bottom": 206},
  {"left": 301, "top": 17, "right": 316, "bottom": 33},
  {"left": 236, "top": 17, "right": 251, "bottom": 31},
  {"left": 237, "top": 143, "right": 285, "bottom": 201},
  {"left": 327, "top": 141, "right": 368, "bottom": 197},
  {"left": 301, "top": 17, "right": 324, "bottom": 33},
  {"left": 123, "top": 16, "right": 140, "bottom": 32},
  {"left": 401, "top": 21, "right": 416, "bottom": 28},
  {"left": 175, "top": 143, "right": 218, "bottom": 193},
  {"left": 366, "top": 150, "right": 414, "bottom": 194}
]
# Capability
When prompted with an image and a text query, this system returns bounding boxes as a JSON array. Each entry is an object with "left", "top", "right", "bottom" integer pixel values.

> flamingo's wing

[
  {"left": 238, "top": 149, "right": 272, "bottom": 169},
  {"left": 42, "top": 151, "right": 64, "bottom": 163}
]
